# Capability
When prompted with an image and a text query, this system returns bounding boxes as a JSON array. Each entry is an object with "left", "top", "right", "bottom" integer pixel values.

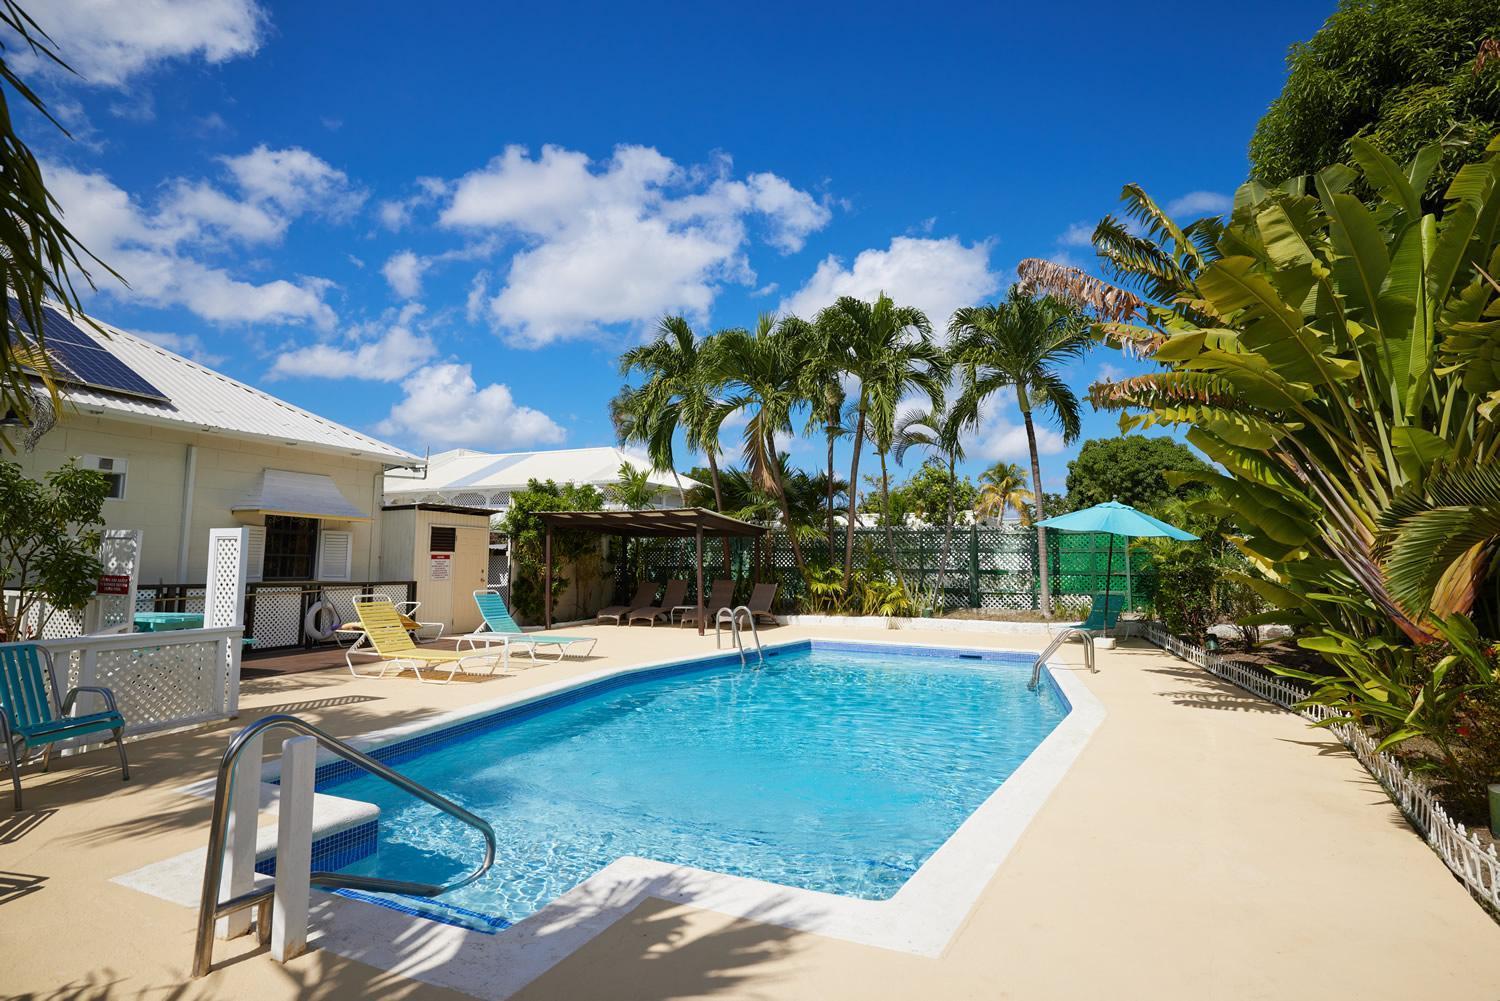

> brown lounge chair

[
  {"left": 745, "top": 582, "right": 779, "bottom": 626},
  {"left": 678, "top": 579, "right": 735, "bottom": 628},
  {"left": 598, "top": 581, "right": 657, "bottom": 625},
  {"left": 628, "top": 579, "right": 688, "bottom": 626}
]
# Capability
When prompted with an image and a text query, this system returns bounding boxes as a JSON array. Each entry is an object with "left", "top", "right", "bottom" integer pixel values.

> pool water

[{"left": 323, "top": 642, "right": 1067, "bottom": 928}]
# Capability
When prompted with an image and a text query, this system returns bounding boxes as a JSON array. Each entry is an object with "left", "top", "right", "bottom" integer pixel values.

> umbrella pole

[{"left": 1103, "top": 534, "right": 1114, "bottom": 640}]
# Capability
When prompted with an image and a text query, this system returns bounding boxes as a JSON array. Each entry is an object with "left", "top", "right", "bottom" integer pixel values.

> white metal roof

[
  {"left": 47, "top": 311, "right": 420, "bottom": 464},
  {"left": 384, "top": 446, "right": 698, "bottom": 508}
]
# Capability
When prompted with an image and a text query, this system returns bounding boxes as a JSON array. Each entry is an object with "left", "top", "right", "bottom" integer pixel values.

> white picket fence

[{"left": 1121, "top": 620, "right": 1500, "bottom": 914}]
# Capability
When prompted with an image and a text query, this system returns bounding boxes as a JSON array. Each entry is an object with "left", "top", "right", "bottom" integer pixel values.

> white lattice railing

[
  {"left": 1120, "top": 620, "right": 1500, "bottom": 914},
  {"left": 32, "top": 626, "right": 244, "bottom": 742}
]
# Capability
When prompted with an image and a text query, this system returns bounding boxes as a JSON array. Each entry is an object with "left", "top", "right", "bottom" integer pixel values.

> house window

[
  {"left": 81, "top": 455, "right": 127, "bottom": 500},
  {"left": 263, "top": 515, "right": 319, "bottom": 580},
  {"left": 429, "top": 526, "right": 457, "bottom": 552}
]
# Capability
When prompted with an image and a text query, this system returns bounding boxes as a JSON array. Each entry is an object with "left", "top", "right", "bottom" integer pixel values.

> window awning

[{"left": 232, "top": 469, "right": 371, "bottom": 522}]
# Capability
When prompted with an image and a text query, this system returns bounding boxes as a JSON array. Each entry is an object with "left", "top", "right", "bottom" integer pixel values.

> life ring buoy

[{"left": 304, "top": 601, "right": 340, "bottom": 641}]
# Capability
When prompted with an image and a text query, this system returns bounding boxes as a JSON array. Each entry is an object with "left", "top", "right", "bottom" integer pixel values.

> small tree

[
  {"left": 0, "top": 458, "right": 110, "bottom": 640},
  {"left": 500, "top": 478, "right": 606, "bottom": 624},
  {"left": 1064, "top": 436, "right": 1209, "bottom": 510}
]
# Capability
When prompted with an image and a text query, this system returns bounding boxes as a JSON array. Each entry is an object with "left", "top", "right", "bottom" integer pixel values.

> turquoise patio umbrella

[{"left": 1033, "top": 501, "right": 1198, "bottom": 632}]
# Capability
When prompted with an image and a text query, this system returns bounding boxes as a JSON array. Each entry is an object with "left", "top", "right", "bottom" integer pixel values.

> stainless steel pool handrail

[
  {"left": 731, "top": 605, "right": 765, "bottom": 665},
  {"left": 192, "top": 713, "right": 497, "bottom": 978},
  {"left": 1028, "top": 628, "right": 1096, "bottom": 690}
]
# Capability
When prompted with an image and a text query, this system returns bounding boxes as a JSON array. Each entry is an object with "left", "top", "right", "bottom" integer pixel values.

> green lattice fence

[{"left": 609, "top": 527, "right": 1156, "bottom": 614}]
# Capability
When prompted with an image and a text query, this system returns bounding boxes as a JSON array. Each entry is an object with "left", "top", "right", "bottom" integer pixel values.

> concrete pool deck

[{"left": 2, "top": 623, "right": 1497, "bottom": 999}]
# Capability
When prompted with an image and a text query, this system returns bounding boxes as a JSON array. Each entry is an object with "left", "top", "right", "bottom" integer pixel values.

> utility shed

[{"left": 380, "top": 504, "right": 493, "bottom": 633}]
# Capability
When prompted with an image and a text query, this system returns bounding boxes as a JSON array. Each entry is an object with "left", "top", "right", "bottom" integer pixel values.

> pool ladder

[
  {"left": 715, "top": 605, "right": 764, "bottom": 665},
  {"left": 192, "top": 713, "right": 497, "bottom": 977},
  {"left": 1027, "top": 628, "right": 1097, "bottom": 690}
]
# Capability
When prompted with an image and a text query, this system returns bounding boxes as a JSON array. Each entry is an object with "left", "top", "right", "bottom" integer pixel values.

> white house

[
  {"left": 383, "top": 446, "right": 696, "bottom": 515},
  {"left": 10, "top": 304, "right": 424, "bottom": 587}
]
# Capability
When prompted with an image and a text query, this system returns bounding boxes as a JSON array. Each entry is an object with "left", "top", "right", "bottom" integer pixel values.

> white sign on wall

[{"left": 429, "top": 552, "right": 451, "bottom": 581}]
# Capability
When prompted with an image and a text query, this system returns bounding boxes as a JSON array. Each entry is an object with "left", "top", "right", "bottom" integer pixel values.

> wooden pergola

[{"left": 537, "top": 508, "right": 767, "bottom": 634}]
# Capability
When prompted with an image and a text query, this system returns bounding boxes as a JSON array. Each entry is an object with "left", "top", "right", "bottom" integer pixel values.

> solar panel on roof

[{"left": 8, "top": 302, "right": 170, "bottom": 403}]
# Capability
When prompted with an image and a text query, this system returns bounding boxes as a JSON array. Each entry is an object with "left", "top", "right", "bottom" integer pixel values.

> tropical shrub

[
  {"left": 500, "top": 478, "right": 606, "bottom": 623},
  {"left": 1149, "top": 546, "right": 1218, "bottom": 644},
  {"left": 0, "top": 459, "right": 110, "bottom": 640},
  {"left": 1020, "top": 137, "right": 1500, "bottom": 786}
]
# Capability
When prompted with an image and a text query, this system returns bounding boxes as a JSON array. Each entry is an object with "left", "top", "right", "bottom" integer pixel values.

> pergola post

[
  {"left": 544, "top": 523, "right": 553, "bottom": 630},
  {"left": 695, "top": 525, "right": 705, "bottom": 637}
]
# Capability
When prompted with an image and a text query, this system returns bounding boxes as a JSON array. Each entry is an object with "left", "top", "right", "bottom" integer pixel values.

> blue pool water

[{"left": 321, "top": 641, "right": 1067, "bottom": 928}]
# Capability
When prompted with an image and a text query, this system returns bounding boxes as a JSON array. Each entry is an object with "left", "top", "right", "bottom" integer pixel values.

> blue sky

[{"left": 17, "top": 0, "right": 1330, "bottom": 494}]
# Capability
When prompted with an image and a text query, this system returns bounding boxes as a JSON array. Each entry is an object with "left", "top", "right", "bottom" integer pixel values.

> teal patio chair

[
  {"left": 0, "top": 644, "right": 128, "bottom": 809},
  {"left": 1077, "top": 593, "right": 1126, "bottom": 632},
  {"left": 456, "top": 591, "right": 599, "bottom": 668}
]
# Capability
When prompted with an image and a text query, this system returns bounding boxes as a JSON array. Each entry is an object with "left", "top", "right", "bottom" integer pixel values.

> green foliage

[
  {"left": 880, "top": 459, "right": 976, "bottom": 527},
  {"left": 605, "top": 462, "right": 655, "bottom": 510},
  {"left": 1148, "top": 545, "right": 1219, "bottom": 644},
  {"left": 1064, "top": 436, "right": 1210, "bottom": 510},
  {"left": 0, "top": 458, "right": 109, "bottom": 639},
  {"left": 499, "top": 478, "right": 605, "bottom": 623},
  {"left": 1249, "top": 0, "right": 1500, "bottom": 205},
  {"left": 802, "top": 548, "right": 917, "bottom": 617},
  {"left": 974, "top": 462, "right": 1033, "bottom": 524}
]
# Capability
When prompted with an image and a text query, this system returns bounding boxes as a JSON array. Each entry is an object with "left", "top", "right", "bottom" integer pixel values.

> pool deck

[{"left": 2, "top": 623, "right": 1497, "bottom": 1000}]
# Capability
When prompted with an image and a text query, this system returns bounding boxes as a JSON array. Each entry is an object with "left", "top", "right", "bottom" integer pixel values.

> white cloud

[
  {"left": 1057, "top": 222, "right": 1094, "bottom": 247},
  {"left": 220, "top": 145, "right": 365, "bottom": 221},
  {"left": 382, "top": 251, "right": 428, "bottom": 299},
  {"left": 1097, "top": 361, "right": 1126, "bottom": 382},
  {"left": 438, "top": 144, "right": 830, "bottom": 346},
  {"left": 376, "top": 363, "right": 566, "bottom": 449},
  {"left": 377, "top": 176, "right": 448, "bottom": 231},
  {"left": 779, "top": 236, "right": 999, "bottom": 331},
  {"left": 464, "top": 271, "right": 491, "bottom": 324},
  {"left": 46, "top": 157, "right": 343, "bottom": 328},
  {"left": 15, "top": 0, "right": 265, "bottom": 87},
  {"left": 269, "top": 323, "right": 436, "bottom": 382},
  {"left": 1166, "top": 191, "right": 1232, "bottom": 218},
  {"left": 966, "top": 409, "right": 1065, "bottom": 463}
]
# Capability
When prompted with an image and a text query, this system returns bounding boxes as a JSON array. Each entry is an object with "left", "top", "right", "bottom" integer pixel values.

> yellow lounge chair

[{"left": 348, "top": 599, "right": 499, "bottom": 685}]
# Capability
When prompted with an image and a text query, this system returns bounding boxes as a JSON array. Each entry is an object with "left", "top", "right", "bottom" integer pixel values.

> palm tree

[
  {"left": 792, "top": 315, "right": 850, "bottom": 560},
  {"left": 951, "top": 288, "right": 1091, "bottom": 616},
  {"left": 708, "top": 314, "right": 810, "bottom": 576},
  {"left": 974, "top": 462, "right": 1033, "bottom": 524},
  {"left": 605, "top": 461, "right": 656, "bottom": 510},
  {"left": 617, "top": 316, "right": 729, "bottom": 511},
  {"left": 893, "top": 404, "right": 972, "bottom": 605},
  {"left": 814, "top": 293, "right": 944, "bottom": 588}
]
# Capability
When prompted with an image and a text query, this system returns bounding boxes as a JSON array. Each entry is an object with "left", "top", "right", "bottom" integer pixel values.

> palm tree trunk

[
  {"left": 825, "top": 423, "right": 837, "bottom": 562},
  {"left": 766, "top": 433, "right": 807, "bottom": 576},
  {"left": 1020, "top": 394, "right": 1052, "bottom": 617},
  {"left": 879, "top": 451, "right": 895, "bottom": 563},
  {"left": 707, "top": 449, "right": 731, "bottom": 570},
  {"left": 843, "top": 401, "right": 868, "bottom": 593},
  {"left": 938, "top": 453, "right": 956, "bottom": 608}
]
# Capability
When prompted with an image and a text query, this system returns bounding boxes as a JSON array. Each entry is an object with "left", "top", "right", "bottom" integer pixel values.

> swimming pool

[{"left": 313, "top": 639, "right": 1070, "bottom": 931}]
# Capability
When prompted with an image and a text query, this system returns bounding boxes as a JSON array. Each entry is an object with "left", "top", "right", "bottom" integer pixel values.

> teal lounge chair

[
  {"left": 1078, "top": 593, "right": 1126, "bottom": 632},
  {"left": 457, "top": 591, "right": 599, "bottom": 667},
  {"left": 0, "top": 644, "right": 128, "bottom": 809}
]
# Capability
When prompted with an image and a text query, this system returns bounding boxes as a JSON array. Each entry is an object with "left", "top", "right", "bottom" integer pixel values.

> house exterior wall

[{"left": 15, "top": 414, "right": 390, "bottom": 585}]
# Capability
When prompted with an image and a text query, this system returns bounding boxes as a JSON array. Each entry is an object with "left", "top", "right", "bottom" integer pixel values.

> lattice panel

[
  {"left": 621, "top": 527, "right": 1158, "bottom": 613},
  {"left": 248, "top": 586, "right": 303, "bottom": 649},
  {"left": 56, "top": 640, "right": 224, "bottom": 734},
  {"left": 205, "top": 530, "right": 245, "bottom": 629}
]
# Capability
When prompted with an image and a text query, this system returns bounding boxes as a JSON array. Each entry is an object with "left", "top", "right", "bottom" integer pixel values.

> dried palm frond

[{"left": 1015, "top": 258, "right": 1144, "bottom": 323}]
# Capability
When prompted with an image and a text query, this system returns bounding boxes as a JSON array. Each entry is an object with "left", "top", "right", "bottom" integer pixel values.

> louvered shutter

[
  {"left": 245, "top": 525, "right": 266, "bottom": 583},
  {"left": 318, "top": 530, "right": 352, "bottom": 581}
]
